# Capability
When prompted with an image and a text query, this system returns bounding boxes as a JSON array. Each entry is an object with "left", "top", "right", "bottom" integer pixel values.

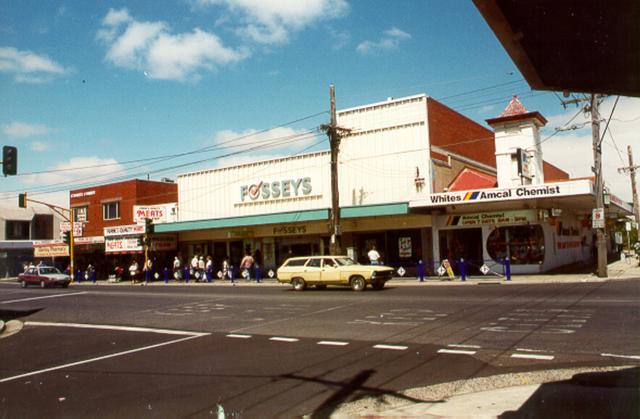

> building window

[
  {"left": 487, "top": 225, "right": 545, "bottom": 265},
  {"left": 6, "top": 220, "right": 30, "bottom": 240},
  {"left": 73, "top": 206, "right": 89, "bottom": 222},
  {"left": 103, "top": 201, "right": 120, "bottom": 220}
]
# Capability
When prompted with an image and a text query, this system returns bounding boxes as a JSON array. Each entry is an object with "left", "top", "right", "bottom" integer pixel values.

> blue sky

[{"left": 1, "top": 0, "right": 639, "bottom": 208}]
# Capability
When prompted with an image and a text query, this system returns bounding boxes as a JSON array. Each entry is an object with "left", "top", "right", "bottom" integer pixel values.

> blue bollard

[
  {"left": 505, "top": 258, "right": 511, "bottom": 281},
  {"left": 417, "top": 260, "right": 425, "bottom": 282},
  {"left": 76, "top": 269, "right": 82, "bottom": 283},
  {"left": 92, "top": 270, "right": 97, "bottom": 284},
  {"left": 184, "top": 267, "right": 190, "bottom": 283},
  {"left": 460, "top": 258, "right": 466, "bottom": 282},
  {"left": 230, "top": 266, "right": 235, "bottom": 283},
  {"left": 164, "top": 267, "right": 169, "bottom": 284},
  {"left": 207, "top": 268, "right": 213, "bottom": 283},
  {"left": 255, "top": 266, "right": 262, "bottom": 283},
  {"left": 145, "top": 269, "right": 149, "bottom": 284}
]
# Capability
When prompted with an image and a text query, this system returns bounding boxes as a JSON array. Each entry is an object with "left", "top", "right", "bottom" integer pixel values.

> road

[{"left": 0, "top": 280, "right": 639, "bottom": 418}]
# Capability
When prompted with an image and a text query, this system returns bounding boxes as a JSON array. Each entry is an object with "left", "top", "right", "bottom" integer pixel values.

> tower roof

[
  {"left": 485, "top": 96, "right": 547, "bottom": 127},
  {"left": 500, "top": 95, "right": 528, "bottom": 116}
]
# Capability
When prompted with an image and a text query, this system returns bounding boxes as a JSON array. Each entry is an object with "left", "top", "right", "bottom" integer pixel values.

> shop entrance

[{"left": 439, "top": 228, "right": 483, "bottom": 274}]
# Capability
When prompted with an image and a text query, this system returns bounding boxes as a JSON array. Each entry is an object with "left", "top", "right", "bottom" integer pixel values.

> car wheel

[
  {"left": 40, "top": 280, "right": 46, "bottom": 288},
  {"left": 372, "top": 280, "right": 384, "bottom": 290},
  {"left": 20, "top": 280, "right": 27, "bottom": 288},
  {"left": 315, "top": 284, "right": 327, "bottom": 290},
  {"left": 350, "top": 276, "right": 366, "bottom": 291},
  {"left": 291, "top": 277, "right": 306, "bottom": 291}
]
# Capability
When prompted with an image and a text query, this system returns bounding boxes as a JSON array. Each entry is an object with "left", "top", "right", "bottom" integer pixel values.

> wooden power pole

[{"left": 591, "top": 93, "right": 607, "bottom": 278}]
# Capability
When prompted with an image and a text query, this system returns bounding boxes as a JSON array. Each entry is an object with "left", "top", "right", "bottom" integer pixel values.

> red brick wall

[
  {"left": 543, "top": 161, "right": 570, "bottom": 181},
  {"left": 70, "top": 179, "right": 177, "bottom": 238},
  {"left": 427, "top": 98, "right": 496, "bottom": 167}
]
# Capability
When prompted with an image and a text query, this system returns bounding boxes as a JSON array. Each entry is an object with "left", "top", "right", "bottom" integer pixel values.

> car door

[
  {"left": 320, "top": 257, "right": 341, "bottom": 284},
  {"left": 303, "top": 258, "right": 322, "bottom": 284},
  {"left": 25, "top": 267, "right": 37, "bottom": 285}
]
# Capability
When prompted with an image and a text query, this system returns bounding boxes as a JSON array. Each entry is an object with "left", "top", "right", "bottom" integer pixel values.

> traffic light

[
  {"left": 144, "top": 217, "right": 154, "bottom": 234},
  {"left": 2, "top": 146, "right": 17, "bottom": 176},
  {"left": 62, "top": 231, "right": 70, "bottom": 244},
  {"left": 18, "top": 192, "right": 27, "bottom": 208}
]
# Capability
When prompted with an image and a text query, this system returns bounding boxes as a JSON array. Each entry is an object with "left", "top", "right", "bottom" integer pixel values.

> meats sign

[{"left": 133, "top": 204, "right": 177, "bottom": 224}]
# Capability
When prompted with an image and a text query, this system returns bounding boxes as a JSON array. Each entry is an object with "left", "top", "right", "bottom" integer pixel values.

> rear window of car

[{"left": 284, "top": 259, "right": 307, "bottom": 267}]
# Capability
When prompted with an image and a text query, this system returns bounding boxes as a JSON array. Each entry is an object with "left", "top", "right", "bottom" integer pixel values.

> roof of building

[
  {"left": 0, "top": 206, "right": 54, "bottom": 221},
  {"left": 447, "top": 167, "right": 497, "bottom": 191}
]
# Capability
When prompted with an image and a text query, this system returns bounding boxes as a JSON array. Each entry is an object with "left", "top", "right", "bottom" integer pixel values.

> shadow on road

[
  {"left": 0, "top": 308, "right": 42, "bottom": 321},
  {"left": 500, "top": 367, "right": 640, "bottom": 418}
]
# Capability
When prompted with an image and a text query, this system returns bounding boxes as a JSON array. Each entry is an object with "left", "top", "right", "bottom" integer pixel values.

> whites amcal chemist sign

[{"left": 410, "top": 180, "right": 594, "bottom": 208}]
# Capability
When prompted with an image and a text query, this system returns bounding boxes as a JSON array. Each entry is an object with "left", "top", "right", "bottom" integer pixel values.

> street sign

[
  {"left": 592, "top": 208, "right": 605, "bottom": 229},
  {"left": 268, "top": 269, "right": 275, "bottom": 278},
  {"left": 480, "top": 264, "right": 490, "bottom": 275},
  {"left": 397, "top": 266, "right": 406, "bottom": 277},
  {"left": 437, "top": 266, "right": 446, "bottom": 276}
]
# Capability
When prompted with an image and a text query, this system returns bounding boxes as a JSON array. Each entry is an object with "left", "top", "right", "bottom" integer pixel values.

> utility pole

[
  {"left": 321, "top": 84, "right": 349, "bottom": 255},
  {"left": 618, "top": 146, "right": 640, "bottom": 237},
  {"left": 591, "top": 93, "right": 607, "bottom": 277}
]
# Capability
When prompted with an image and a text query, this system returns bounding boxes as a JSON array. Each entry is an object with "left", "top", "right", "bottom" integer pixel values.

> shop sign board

[
  {"left": 592, "top": 208, "right": 605, "bottom": 229},
  {"left": 74, "top": 236, "right": 105, "bottom": 245},
  {"left": 272, "top": 225, "right": 307, "bottom": 236},
  {"left": 238, "top": 177, "right": 314, "bottom": 203},
  {"left": 445, "top": 210, "right": 536, "bottom": 227},
  {"left": 74, "top": 206, "right": 88, "bottom": 222},
  {"left": 104, "top": 224, "right": 145, "bottom": 237},
  {"left": 133, "top": 204, "right": 177, "bottom": 224},
  {"left": 105, "top": 237, "right": 142, "bottom": 253},
  {"left": 411, "top": 180, "right": 593, "bottom": 208},
  {"left": 33, "top": 241, "right": 69, "bottom": 257},
  {"left": 151, "top": 235, "right": 177, "bottom": 251}
]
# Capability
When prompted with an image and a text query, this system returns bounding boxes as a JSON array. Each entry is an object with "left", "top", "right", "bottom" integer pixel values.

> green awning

[{"left": 341, "top": 202, "right": 409, "bottom": 218}]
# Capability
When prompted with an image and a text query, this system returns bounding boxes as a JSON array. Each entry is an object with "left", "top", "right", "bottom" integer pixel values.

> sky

[{"left": 1, "top": 0, "right": 639, "bottom": 210}]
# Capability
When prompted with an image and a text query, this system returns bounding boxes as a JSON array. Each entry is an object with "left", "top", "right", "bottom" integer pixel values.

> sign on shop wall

[
  {"left": 105, "top": 237, "right": 142, "bottom": 253},
  {"left": 445, "top": 210, "right": 536, "bottom": 227},
  {"left": 104, "top": 224, "right": 145, "bottom": 237},
  {"left": 399, "top": 237, "right": 412, "bottom": 258},
  {"left": 272, "top": 225, "right": 307, "bottom": 236},
  {"left": 133, "top": 204, "right": 177, "bottom": 224},
  {"left": 33, "top": 243, "right": 69, "bottom": 257},
  {"left": 59, "top": 221, "right": 83, "bottom": 237},
  {"left": 151, "top": 236, "right": 177, "bottom": 251}
]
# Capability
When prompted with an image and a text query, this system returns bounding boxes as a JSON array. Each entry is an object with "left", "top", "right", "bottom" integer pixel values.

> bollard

[
  {"left": 184, "top": 267, "right": 190, "bottom": 283},
  {"left": 255, "top": 266, "right": 262, "bottom": 283},
  {"left": 460, "top": 258, "right": 466, "bottom": 282},
  {"left": 207, "top": 268, "right": 213, "bottom": 283},
  {"left": 229, "top": 266, "right": 235, "bottom": 283},
  {"left": 92, "top": 270, "right": 97, "bottom": 284},
  {"left": 76, "top": 269, "right": 82, "bottom": 283},
  {"left": 164, "top": 267, "right": 169, "bottom": 284},
  {"left": 505, "top": 258, "right": 511, "bottom": 281},
  {"left": 417, "top": 260, "right": 425, "bottom": 282},
  {"left": 145, "top": 269, "right": 149, "bottom": 284}
]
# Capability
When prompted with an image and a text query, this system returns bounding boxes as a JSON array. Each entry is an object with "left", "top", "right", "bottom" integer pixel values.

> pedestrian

[
  {"left": 368, "top": 245, "right": 381, "bottom": 265},
  {"left": 222, "top": 258, "right": 229, "bottom": 281},
  {"left": 143, "top": 259, "right": 153, "bottom": 282},
  {"left": 205, "top": 256, "right": 213, "bottom": 281},
  {"left": 191, "top": 255, "right": 199, "bottom": 277},
  {"left": 129, "top": 260, "right": 139, "bottom": 284},
  {"left": 198, "top": 256, "right": 205, "bottom": 281},
  {"left": 240, "top": 252, "right": 254, "bottom": 280}
]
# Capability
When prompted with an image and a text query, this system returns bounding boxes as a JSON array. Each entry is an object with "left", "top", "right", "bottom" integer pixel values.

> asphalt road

[{"left": 0, "top": 280, "right": 639, "bottom": 418}]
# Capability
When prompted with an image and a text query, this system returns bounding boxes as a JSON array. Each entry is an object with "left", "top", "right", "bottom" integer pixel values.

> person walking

[
  {"left": 368, "top": 245, "right": 381, "bottom": 265},
  {"left": 129, "top": 260, "right": 139, "bottom": 284},
  {"left": 240, "top": 253, "right": 254, "bottom": 280}
]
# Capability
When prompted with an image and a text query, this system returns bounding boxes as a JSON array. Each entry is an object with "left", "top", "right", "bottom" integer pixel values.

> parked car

[
  {"left": 277, "top": 256, "right": 394, "bottom": 291},
  {"left": 18, "top": 266, "right": 71, "bottom": 288}
]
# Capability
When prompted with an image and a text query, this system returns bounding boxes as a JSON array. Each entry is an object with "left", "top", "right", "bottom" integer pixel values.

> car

[
  {"left": 18, "top": 266, "right": 71, "bottom": 288},
  {"left": 276, "top": 255, "right": 394, "bottom": 291}
]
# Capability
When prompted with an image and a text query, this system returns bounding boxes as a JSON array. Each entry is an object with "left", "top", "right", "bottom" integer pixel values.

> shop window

[
  {"left": 487, "top": 225, "right": 545, "bottom": 265},
  {"left": 103, "top": 201, "right": 120, "bottom": 220},
  {"left": 6, "top": 220, "right": 30, "bottom": 240}
]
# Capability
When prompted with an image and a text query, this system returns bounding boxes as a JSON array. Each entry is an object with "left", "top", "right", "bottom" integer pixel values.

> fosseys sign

[{"left": 240, "top": 177, "right": 312, "bottom": 202}]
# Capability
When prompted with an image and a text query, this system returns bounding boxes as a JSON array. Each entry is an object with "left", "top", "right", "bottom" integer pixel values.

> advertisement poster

[{"left": 399, "top": 237, "right": 412, "bottom": 258}]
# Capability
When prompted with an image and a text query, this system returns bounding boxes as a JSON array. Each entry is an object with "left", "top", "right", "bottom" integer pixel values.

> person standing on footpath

[
  {"left": 129, "top": 260, "right": 139, "bottom": 284},
  {"left": 368, "top": 245, "right": 381, "bottom": 265},
  {"left": 191, "top": 254, "right": 199, "bottom": 277},
  {"left": 240, "top": 253, "right": 254, "bottom": 280}
]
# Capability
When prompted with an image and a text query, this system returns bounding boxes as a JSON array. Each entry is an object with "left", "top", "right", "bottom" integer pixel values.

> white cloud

[
  {"left": 542, "top": 96, "right": 640, "bottom": 202},
  {"left": 197, "top": 0, "right": 349, "bottom": 44},
  {"left": 98, "top": 8, "right": 248, "bottom": 82},
  {"left": 3, "top": 121, "right": 51, "bottom": 138},
  {"left": 213, "top": 126, "right": 323, "bottom": 166},
  {"left": 22, "top": 156, "right": 127, "bottom": 188},
  {"left": 356, "top": 27, "right": 411, "bottom": 55},
  {"left": 30, "top": 141, "right": 50, "bottom": 152},
  {"left": 0, "top": 46, "right": 68, "bottom": 83}
]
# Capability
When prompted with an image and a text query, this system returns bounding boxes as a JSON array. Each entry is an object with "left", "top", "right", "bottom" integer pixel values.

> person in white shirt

[{"left": 367, "top": 246, "right": 381, "bottom": 265}]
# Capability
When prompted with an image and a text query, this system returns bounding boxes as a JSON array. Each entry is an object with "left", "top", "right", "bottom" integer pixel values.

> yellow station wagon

[{"left": 276, "top": 256, "right": 394, "bottom": 291}]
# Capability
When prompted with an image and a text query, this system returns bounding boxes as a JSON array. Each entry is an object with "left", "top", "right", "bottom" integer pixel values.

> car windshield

[
  {"left": 39, "top": 267, "right": 61, "bottom": 274},
  {"left": 334, "top": 257, "right": 358, "bottom": 266}
]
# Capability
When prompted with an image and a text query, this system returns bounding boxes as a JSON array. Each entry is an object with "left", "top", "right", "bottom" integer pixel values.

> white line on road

[
  {"left": 317, "top": 341, "right": 349, "bottom": 346},
  {"left": 373, "top": 344, "right": 408, "bottom": 351},
  {"left": 25, "top": 321, "right": 209, "bottom": 337},
  {"left": 226, "top": 334, "right": 252, "bottom": 339},
  {"left": 1, "top": 292, "right": 87, "bottom": 305},
  {"left": 448, "top": 344, "right": 481, "bottom": 349},
  {"left": 0, "top": 334, "right": 205, "bottom": 384},
  {"left": 269, "top": 337, "right": 299, "bottom": 342},
  {"left": 438, "top": 349, "right": 477, "bottom": 355},
  {"left": 511, "top": 353, "right": 555, "bottom": 360},
  {"left": 516, "top": 348, "right": 553, "bottom": 353},
  {"left": 601, "top": 353, "right": 640, "bottom": 360}
]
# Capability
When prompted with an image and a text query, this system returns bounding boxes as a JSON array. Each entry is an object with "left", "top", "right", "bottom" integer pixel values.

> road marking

[
  {"left": 269, "top": 337, "right": 299, "bottom": 342},
  {"left": 516, "top": 348, "right": 553, "bottom": 353},
  {"left": 373, "top": 344, "right": 408, "bottom": 351},
  {"left": 0, "top": 292, "right": 87, "bottom": 305},
  {"left": 511, "top": 353, "right": 555, "bottom": 360},
  {"left": 438, "top": 349, "right": 477, "bottom": 355},
  {"left": 317, "top": 340, "right": 349, "bottom": 346},
  {"left": 448, "top": 344, "right": 481, "bottom": 349},
  {"left": 25, "top": 321, "right": 209, "bottom": 337},
  {"left": 226, "top": 334, "right": 252, "bottom": 339},
  {"left": 601, "top": 353, "right": 640, "bottom": 360},
  {"left": 0, "top": 334, "right": 204, "bottom": 384}
]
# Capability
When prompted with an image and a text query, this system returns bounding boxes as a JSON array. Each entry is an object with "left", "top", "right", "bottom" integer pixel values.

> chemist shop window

[
  {"left": 102, "top": 201, "right": 120, "bottom": 220},
  {"left": 487, "top": 225, "right": 545, "bottom": 265}
]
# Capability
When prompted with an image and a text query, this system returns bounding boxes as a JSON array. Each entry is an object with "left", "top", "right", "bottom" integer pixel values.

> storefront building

[{"left": 69, "top": 179, "right": 178, "bottom": 277}]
